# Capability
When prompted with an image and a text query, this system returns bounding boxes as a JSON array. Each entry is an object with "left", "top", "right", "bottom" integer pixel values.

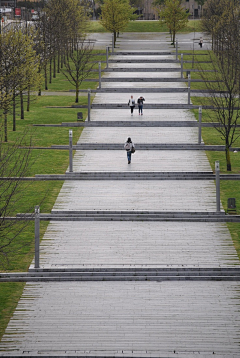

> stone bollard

[
  {"left": 106, "top": 46, "right": 109, "bottom": 69},
  {"left": 88, "top": 89, "right": 91, "bottom": 121},
  {"left": 176, "top": 39, "right": 178, "bottom": 61},
  {"left": 69, "top": 130, "right": 73, "bottom": 173},
  {"left": 99, "top": 62, "right": 101, "bottom": 89},
  {"left": 112, "top": 33, "right": 114, "bottom": 53},
  {"left": 181, "top": 54, "right": 183, "bottom": 79},
  {"left": 34, "top": 205, "right": 40, "bottom": 269},
  {"left": 215, "top": 161, "right": 220, "bottom": 212},
  {"left": 198, "top": 106, "right": 202, "bottom": 144}
]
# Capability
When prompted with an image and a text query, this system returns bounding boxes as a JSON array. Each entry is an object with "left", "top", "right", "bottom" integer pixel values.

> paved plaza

[{"left": 0, "top": 33, "right": 240, "bottom": 357}]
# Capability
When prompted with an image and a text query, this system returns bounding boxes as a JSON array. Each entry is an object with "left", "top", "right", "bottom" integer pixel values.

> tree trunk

[
  {"left": 225, "top": 145, "right": 232, "bottom": 171},
  {"left": 27, "top": 88, "right": 30, "bottom": 111},
  {"left": 13, "top": 94, "right": 16, "bottom": 131},
  {"left": 49, "top": 59, "right": 52, "bottom": 84},
  {"left": 172, "top": 31, "right": 176, "bottom": 48},
  {"left": 57, "top": 49, "right": 60, "bottom": 73},
  {"left": 4, "top": 110, "right": 8, "bottom": 142},
  {"left": 114, "top": 31, "right": 116, "bottom": 47},
  {"left": 44, "top": 63, "right": 48, "bottom": 90},
  {"left": 75, "top": 83, "right": 79, "bottom": 103},
  {"left": 20, "top": 91, "right": 24, "bottom": 119},
  {"left": 53, "top": 55, "right": 56, "bottom": 78}
]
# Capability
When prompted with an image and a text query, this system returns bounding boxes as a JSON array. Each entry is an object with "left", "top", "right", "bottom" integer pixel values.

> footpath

[{"left": 0, "top": 32, "right": 240, "bottom": 357}]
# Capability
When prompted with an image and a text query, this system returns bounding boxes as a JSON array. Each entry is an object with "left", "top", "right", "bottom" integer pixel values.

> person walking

[
  {"left": 124, "top": 137, "right": 135, "bottom": 164},
  {"left": 199, "top": 37, "right": 203, "bottom": 48},
  {"left": 128, "top": 95, "right": 135, "bottom": 116},
  {"left": 137, "top": 96, "right": 145, "bottom": 115}
]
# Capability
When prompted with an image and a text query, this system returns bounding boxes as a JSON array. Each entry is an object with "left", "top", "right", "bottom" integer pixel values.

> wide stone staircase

[{"left": 1, "top": 33, "right": 240, "bottom": 357}]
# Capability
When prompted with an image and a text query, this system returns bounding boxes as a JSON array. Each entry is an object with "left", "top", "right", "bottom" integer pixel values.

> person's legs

[
  {"left": 140, "top": 105, "right": 143, "bottom": 114},
  {"left": 131, "top": 106, "right": 134, "bottom": 115},
  {"left": 127, "top": 151, "right": 131, "bottom": 163}
]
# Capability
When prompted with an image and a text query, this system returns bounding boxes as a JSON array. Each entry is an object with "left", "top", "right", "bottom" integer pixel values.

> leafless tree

[
  {"left": 61, "top": 38, "right": 96, "bottom": 103},
  {"left": 0, "top": 125, "right": 34, "bottom": 268},
  {"left": 199, "top": 0, "right": 240, "bottom": 171}
]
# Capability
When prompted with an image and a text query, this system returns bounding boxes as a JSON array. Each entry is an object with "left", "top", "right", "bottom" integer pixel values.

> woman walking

[
  {"left": 128, "top": 95, "right": 135, "bottom": 116},
  {"left": 124, "top": 137, "right": 135, "bottom": 164},
  {"left": 137, "top": 96, "right": 145, "bottom": 115}
]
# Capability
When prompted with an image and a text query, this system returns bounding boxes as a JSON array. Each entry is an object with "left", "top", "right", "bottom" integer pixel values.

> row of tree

[
  {"left": 0, "top": 0, "right": 98, "bottom": 265},
  {"left": 0, "top": 0, "right": 99, "bottom": 141},
  {"left": 201, "top": 0, "right": 240, "bottom": 171}
]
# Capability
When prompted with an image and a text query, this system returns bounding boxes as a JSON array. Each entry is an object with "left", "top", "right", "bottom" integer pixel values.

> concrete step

[
  {"left": 32, "top": 173, "right": 240, "bottom": 181},
  {"left": 71, "top": 104, "right": 215, "bottom": 109},
  {"left": 51, "top": 143, "right": 240, "bottom": 151},
  {"left": 95, "top": 88, "right": 221, "bottom": 94},
  {"left": 16, "top": 210, "right": 240, "bottom": 222},
  {"left": 34, "top": 121, "right": 223, "bottom": 128},
  {"left": 96, "top": 88, "right": 189, "bottom": 93},
  {"left": 36, "top": 172, "right": 215, "bottom": 181},
  {"left": 4, "top": 172, "right": 240, "bottom": 182},
  {"left": 108, "top": 59, "right": 180, "bottom": 63},
  {"left": 1, "top": 268, "right": 240, "bottom": 282},
  {"left": 85, "top": 77, "right": 218, "bottom": 82},
  {"left": 103, "top": 68, "right": 213, "bottom": 73},
  {"left": 109, "top": 51, "right": 174, "bottom": 55}
]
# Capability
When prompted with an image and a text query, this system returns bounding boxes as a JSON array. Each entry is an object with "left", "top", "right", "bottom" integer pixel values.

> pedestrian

[
  {"left": 124, "top": 137, "right": 135, "bottom": 164},
  {"left": 199, "top": 37, "right": 203, "bottom": 48},
  {"left": 128, "top": 95, "right": 135, "bottom": 116},
  {"left": 137, "top": 96, "right": 145, "bottom": 115}
]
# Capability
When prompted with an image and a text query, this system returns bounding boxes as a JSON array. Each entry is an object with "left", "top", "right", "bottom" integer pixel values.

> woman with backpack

[{"left": 124, "top": 137, "right": 135, "bottom": 164}]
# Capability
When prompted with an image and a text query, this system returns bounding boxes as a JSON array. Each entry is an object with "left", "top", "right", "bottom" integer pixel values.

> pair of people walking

[{"left": 128, "top": 95, "right": 145, "bottom": 115}]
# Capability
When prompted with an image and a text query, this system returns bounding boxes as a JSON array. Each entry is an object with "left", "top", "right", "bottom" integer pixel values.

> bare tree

[
  {"left": 200, "top": 0, "right": 240, "bottom": 171},
  {"left": 0, "top": 125, "right": 34, "bottom": 268},
  {"left": 61, "top": 38, "right": 96, "bottom": 103}
]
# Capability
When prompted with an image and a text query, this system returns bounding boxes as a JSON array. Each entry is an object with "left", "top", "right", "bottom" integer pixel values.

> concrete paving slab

[
  {"left": 72, "top": 150, "right": 211, "bottom": 173},
  {"left": 93, "top": 92, "right": 188, "bottom": 104},
  {"left": 1, "top": 281, "right": 240, "bottom": 356},
  {"left": 89, "top": 108, "right": 196, "bottom": 121},
  {"left": 52, "top": 180, "right": 218, "bottom": 212},
  {"left": 77, "top": 127, "right": 199, "bottom": 144},
  {"left": 37, "top": 221, "right": 239, "bottom": 268}
]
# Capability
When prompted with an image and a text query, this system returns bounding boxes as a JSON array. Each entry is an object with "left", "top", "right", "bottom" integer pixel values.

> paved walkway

[{"left": 1, "top": 33, "right": 240, "bottom": 357}]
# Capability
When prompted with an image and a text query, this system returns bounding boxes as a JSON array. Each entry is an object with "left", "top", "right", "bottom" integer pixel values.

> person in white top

[{"left": 128, "top": 95, "right": 135, "bottom": 116}]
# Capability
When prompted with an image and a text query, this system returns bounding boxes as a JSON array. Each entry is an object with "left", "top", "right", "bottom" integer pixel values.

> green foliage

[
  {"left": 0, "top": 29, "right": 42, "bottom": 139},
  {"left": 101, "top": 0, "right": 135, "bottom": 43},
  {"left": 159, "top": 0, "right": 188, "bottom": 45}
]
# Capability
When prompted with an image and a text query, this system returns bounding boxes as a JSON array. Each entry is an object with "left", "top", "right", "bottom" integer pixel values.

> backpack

[{"left": 124, "top": 142, "right": 131, "bottom": 151}]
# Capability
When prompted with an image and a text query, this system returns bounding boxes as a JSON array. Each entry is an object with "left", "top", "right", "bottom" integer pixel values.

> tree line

[
  {"left": 0, "top": 0, "right": 98, "bottom": 142},
  {"left": 201, "top": 0, "right": 240, "bottom": 171}
]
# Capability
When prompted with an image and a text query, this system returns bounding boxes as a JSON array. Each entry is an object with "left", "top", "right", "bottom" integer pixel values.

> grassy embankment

[
  {"left": 1, "top": 20, "right": 239, "bottom": 340},
  {"left": 0, "top": 51, "right": 105, "bottom": 339},
  {"left": 180, "top": 50, "right": 240, "bottom": 254}
]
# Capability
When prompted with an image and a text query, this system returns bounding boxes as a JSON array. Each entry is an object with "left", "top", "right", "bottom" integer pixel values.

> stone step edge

[
  {"left": 8, "top": 173, "right": 238, "bottom": 181},
  {"left": 1, "top": 272, "right": 240, "bottom": 283},
  {"left": 33, "top": 122, "right": 240, "bottom": 129},
  {"left": 51, "top": 144, "right": 240, "bottom": 151}
]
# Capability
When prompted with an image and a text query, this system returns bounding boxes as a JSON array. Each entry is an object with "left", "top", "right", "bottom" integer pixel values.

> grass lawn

[{"left": 179, "top": 53, "right": 240, "bottom": 256}]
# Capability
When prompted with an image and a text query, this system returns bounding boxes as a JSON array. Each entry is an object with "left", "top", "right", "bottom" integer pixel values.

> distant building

[{"left": 138, "top": 0, "right": 207, "bottom": 20}]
